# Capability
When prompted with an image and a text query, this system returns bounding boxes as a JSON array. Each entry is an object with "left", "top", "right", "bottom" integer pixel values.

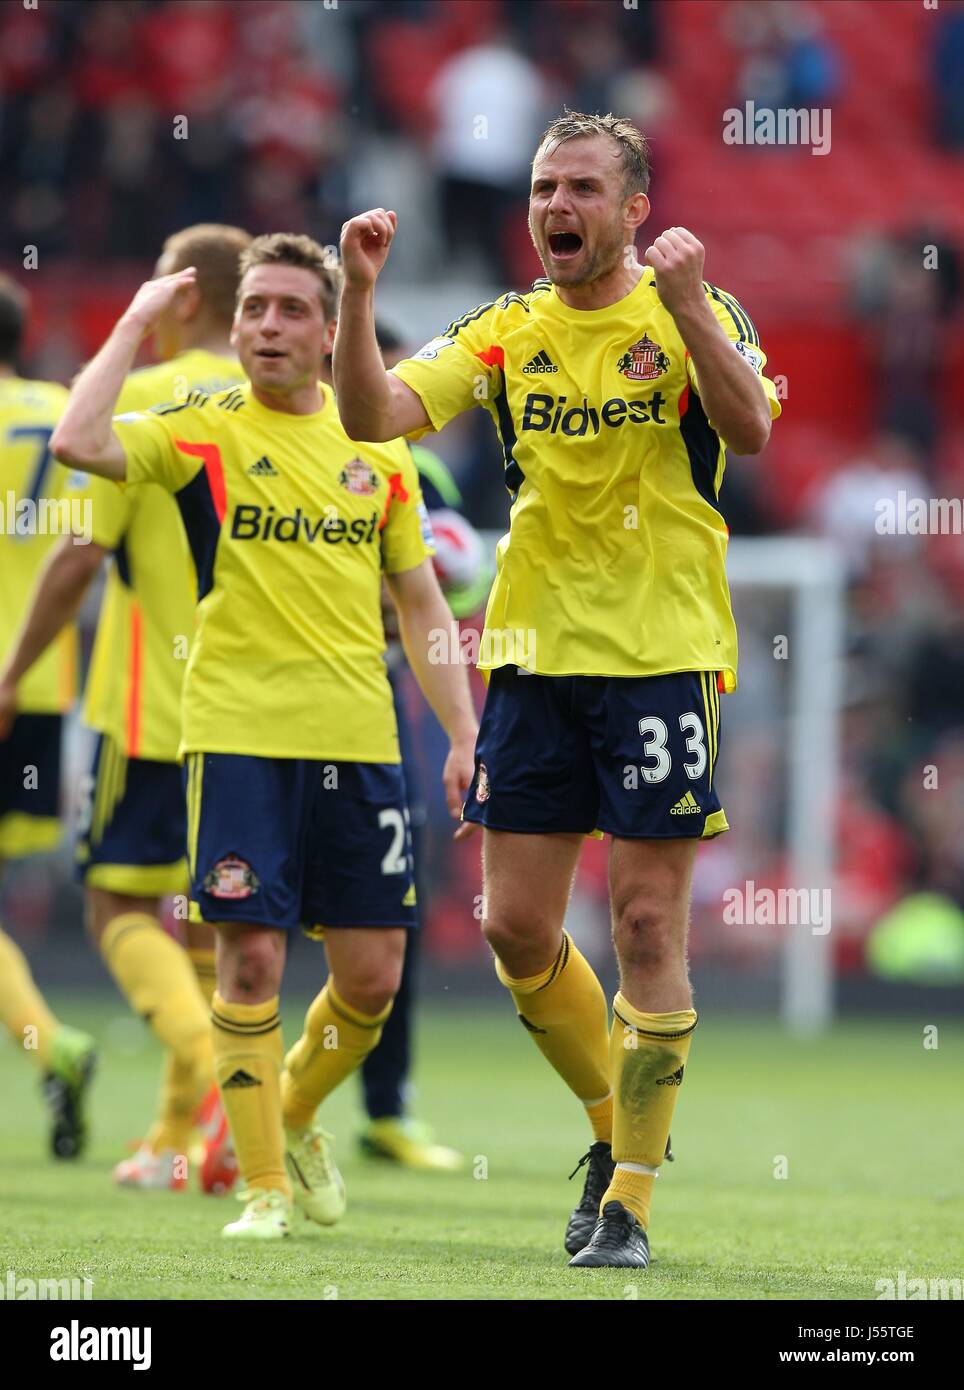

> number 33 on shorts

[{"left": 463, "top": 667, "right": 727, "bottom": 840}]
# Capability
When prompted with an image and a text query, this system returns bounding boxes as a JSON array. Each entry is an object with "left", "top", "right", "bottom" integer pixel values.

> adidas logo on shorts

[
  {"left": 522, "top": 349, "right": 558, "bottom": 374},
  {"left": 670, "top": 790, "right": 701, "bottom": 816}
]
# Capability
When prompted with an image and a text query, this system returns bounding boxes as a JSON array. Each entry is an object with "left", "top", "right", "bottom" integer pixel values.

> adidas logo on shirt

[
  {"left": 247, "top": 455, "right": 278, "bottom": 476},
  {"left": 522, "top": 349, "right": 558, "bottom": 375},
  {"left": 670, "top": 790, "right": 701, "bottom": 816}
]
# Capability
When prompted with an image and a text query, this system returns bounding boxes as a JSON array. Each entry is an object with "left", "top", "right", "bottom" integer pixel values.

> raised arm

[
  {"left": 51, "top": 267, "right": 199, "bottom": 479},
  {"left": 333, "top": 209, "right": 431, "bottom": 443},
  {"left": 645, "top": 228, "right": 772, "bottom": 456},
  {"left": 385, "top": 558, "right": 479, "bottom": 837}
]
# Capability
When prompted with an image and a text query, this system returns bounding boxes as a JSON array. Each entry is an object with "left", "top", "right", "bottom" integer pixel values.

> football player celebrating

[
  {"left": 333, "top": 111, "right": 781, "bottom": 1267},
  {"left": 1, "top": 226, "right": 252, "bottom": 1193},
  {"left": 50, "top": 234, "right": 478, "bottom": 1240},
  {"left": 0, "top": 273, "right": 96, "bottom": 1158}
]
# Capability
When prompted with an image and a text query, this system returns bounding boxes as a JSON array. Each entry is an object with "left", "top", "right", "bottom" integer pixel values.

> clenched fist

[
  {"left": 340, "top": 208, "right": 398, "bottom": 291},
  {"left": 644, "top": 227, "right": 705, "bottom": 319}
]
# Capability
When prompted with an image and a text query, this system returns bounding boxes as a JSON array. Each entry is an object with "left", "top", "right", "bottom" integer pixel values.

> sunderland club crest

[
  {"left": 617, "top": 333, "right": 670, "bottom": 382},
  {"left": 203, "top": 856, "right": 260, "bottom": 900},
  {"left": 339, "top": 459, "right": 379, "bottom": 495},
  {"left": 476, "top": 763, "right": 490, "bottom": 803}
]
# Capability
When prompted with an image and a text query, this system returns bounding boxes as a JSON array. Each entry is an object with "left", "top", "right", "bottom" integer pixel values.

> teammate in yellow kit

[
  {"left": 0, "top": 227, "right": 251, "bottom": 1191},
  {"left": 0, "top": 273, "right": 96, "bottom": 1157},
  {"left": 50, "top": 233, "right": 478, "bottom": 1239},
  {"left": 334, "top": 111, "right": 781, "bottom": 1267}
]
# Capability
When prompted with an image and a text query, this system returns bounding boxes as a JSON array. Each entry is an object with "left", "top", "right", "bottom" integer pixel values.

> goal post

[{"left": 727, "top": 537, "right": 846, "bottom": 1034}]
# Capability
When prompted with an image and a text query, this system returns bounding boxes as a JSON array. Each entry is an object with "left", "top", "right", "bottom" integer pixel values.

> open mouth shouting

[{"left": 547, "top": 231, "right": 584, "bottom": 261}]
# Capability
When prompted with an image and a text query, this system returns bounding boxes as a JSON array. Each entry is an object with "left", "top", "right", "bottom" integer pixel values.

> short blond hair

[
  {"left": 535, "top": 110, "right": 651, "bottom": 196},
  {"left": 159, "top": 224, "right": 252, "bottom": 326},
  {"left": 239, "top": 233, "right": 342, "bottom": 320}
]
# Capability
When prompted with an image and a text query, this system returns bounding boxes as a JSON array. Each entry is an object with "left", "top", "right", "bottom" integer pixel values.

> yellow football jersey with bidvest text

[
  {"left": 112, "top": 381, "right": 430, "bottom": 761},
  {"left": 81, "top": 350, "right": 245, "bottom": 761},
  {"left": 0, "top": 376, "right": 81, "bottom": 713},
  {"left": 392, "top": 271, "right": 782, "bottom": 692}
]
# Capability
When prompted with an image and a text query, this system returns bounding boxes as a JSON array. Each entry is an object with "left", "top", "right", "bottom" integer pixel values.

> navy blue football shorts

[
  {"left": 75, "top": 733, "right": 188, "bottom": 895},
  {"left": 0, "top": 713, "right": 62, "bottom": 859},
  {"left": 462, "top": 666, "right": 728, "bottom": 840},
  {"left": 183, "top": 753, "right": 417, "bottom": 932}
]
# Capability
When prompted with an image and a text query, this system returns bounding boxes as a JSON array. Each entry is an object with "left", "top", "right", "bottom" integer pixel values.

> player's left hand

[
  {"left": 443, "top": 732, "right": 478, "bottom": 839},
  {"left": 644, "top": 227, "right": 705, "bottom": 318}
]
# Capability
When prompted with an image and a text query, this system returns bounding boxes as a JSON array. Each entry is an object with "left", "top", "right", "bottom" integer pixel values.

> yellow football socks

[
  {"left": 145, "top": 946, "right": 216, "bottom": 1155},
  {"left": 99, "top": 914, "right": 213, "bottom": 1121},
  {"left": 602, "top": 993, "right": 698, "bottom": 1230},
  {"left": 0, "top": 925, "right": 59, "bottom": 1068},
  {"left": 496, "top": 932, "right": 612, "bottom": 1140},
  {"left": 154, "top": 947, "right": 216, "bottom": 1152},
  {"left": 585, "top": 1093, "right": 614, "bottom": 1144},
  {"left": 187, "top": 946, "right": 218, "bottom": 1007},
  {"left": 281, "top": 981, "right": 391, "bottom": 1132},
  {"left": 211, "top": 991, "right": 288, "bottom": 1196},
  {"left": 147, "top": 1054, "right": 198, "bottom": 1156}
]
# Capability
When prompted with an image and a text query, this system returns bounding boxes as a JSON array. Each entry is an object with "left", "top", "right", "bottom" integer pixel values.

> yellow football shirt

[
  {"left": 82, "top": 350, "right": 245, "bottom": 760},
  {"left": 0, "top": 376, "right": 81, "bottom": 713},
  {"left": 112, "top": 381, "right": 430, "bottom": 762},
  {"left": 392, "top": 271, "right": 782, "bottom": 692}
]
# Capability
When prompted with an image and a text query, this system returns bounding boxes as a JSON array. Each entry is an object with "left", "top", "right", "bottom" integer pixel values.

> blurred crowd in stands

[{"left": 2, "top": 0, "right": 964, "bottom": 982}]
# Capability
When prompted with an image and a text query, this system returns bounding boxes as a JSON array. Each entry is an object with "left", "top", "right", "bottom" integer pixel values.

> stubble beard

[{"left": 531, "top": 217, "right": 626, "bottom": 289}]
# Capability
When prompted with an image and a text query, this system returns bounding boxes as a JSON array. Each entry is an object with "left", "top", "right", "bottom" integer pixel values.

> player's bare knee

[
  {"left": 333, "top": 967, "right": 398, "bottom": 1017},
  {"left": 230, "top": 953, "right": 278, "bottom": 997},
  {"left": 612, "top": 901, "right": 677, "bottom": 972},
  {"left": 219, "top": 930, "right": 282, "bottom": 997},
  {"left": 483, "top": 912, "right": 559, "bottom": 978},
  {"left": 481, "top": 910, "right": 519, "bottom": 957}
]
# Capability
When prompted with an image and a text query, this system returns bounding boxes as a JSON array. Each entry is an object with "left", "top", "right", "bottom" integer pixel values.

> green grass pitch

[{"left": 1, "top": 997, "right": 961, "bottom": 1300}]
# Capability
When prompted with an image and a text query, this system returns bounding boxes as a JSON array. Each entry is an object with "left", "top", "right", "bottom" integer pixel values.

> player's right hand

[
  {"left": 120, "top": 267, "right": 198, "bottom": 336},
  {"left": 0, "top": 679, "right": 17, "bottom": 741},
  {"left": 340, "top": 209, "right": 397, "bottom": 290}
]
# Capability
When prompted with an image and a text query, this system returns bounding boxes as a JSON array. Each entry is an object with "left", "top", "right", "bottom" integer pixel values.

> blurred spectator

[
  {"left": 905, "top": 585, "right": 964, "bottom": 745},
  {"left": 101, "top": 96, "right": 164, "bottom": 257},
  {"left": 809, "top": 432, "right": 931, "bottom": 579},
  {"left": 430, "top": 28, "right": 548, "bottom": 281},
  {"left": 140, "top": 0, "right": 236, "bottom": 113},
  {"left": 851, "top": 229, "right": 962, "bottom": 456},
  {"left": 899, "top": 734, "right": 964, "bottom": 908},
  {"left": 559, "top": 17, "right": 670, "bottom": 144},
  {"left": 932, "top": 0, "right": 964, "bottom": 148},
  {"left": 727, "top": 0, "right": 840, "bottom": 116},
  {"left": 867, "top": 893, "right": 964, "bottom": 984},
  {"left": 830, "top": 771, "right": 915, "bottom": 970},
  {"left": 72, "top": 0, "right": 148, "bottom": 110}
]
